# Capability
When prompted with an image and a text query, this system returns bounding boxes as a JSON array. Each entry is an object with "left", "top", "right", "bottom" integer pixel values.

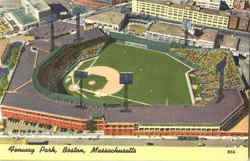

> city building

[
  {"left": 85, "top": 11, "right": 126, "bottom": 31},
  {"left": 233, "top": 0, "right": 246, "bottom": 9},
  {"left": 194, "top": 0, "right": 221, "bottom": 10},
  {"left": 145, "top": 22, "right": 217, "bottom": 48},
  {"left": 237, "top": 16, "right": 249, "bottom": 31},
  {"left": 3, "top": 0, "right": 51, "bottom": 31},
  {"left": 5, "top": 9, "right": 38, "bottom": 31},
  {"left": 0, "top": 38, "right": 9, "bottom": 66},
  {"left": 21, "top": 0, "right": 51, "bottom": 22},
  {"left": 223, "top": 0, "right": 235, "bottom": 8},
  {"left": 95, "top": 0, "right": 128, "bottom": 4},
  {"left": 74, "top": 0, "right": 128, "bottom": 8},
  {"left": 238, "top": 38, "right": 250, "bottom": 57},
  {"left": 220, "top": 34, "right": 239, "bottom": 52},
  {"left": 132, "top": 0, "right": 230, "bottom": 29},
  {"left": 228, "top": 15, "right": 239, "bottom": 30},
  {"left": 0, "top": 0, "right": 22, "bottom": 10}
]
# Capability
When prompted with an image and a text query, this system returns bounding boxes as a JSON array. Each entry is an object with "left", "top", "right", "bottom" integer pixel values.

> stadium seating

[{"left": 173, "top": 48, "right": 243, "bottom": 105}]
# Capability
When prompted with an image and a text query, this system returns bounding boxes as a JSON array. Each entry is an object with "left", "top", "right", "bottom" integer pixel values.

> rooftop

[
  {"left": 150, "top": 22, "right": 185, "bottom": 37},
  {"left": 238, "top": 38, "right": 250, "bottom": 53},
  {"left": 104, "top": 90, "right": 244, "bottom": 125},
  {"left": 149, "top": 22, "right": 217, "bottom": 42},
  {"left": 86, "top": 11, "right": 125, "bottom": 25},
  {"left": 10, "top": 9, "right": 37, "bottom": 25},
  {"left": 0, "top": 39, "right": 9, "bottom": 59},
  {"left": 2, "top": 88, "right": 244, "bottom": 126},
  {"left": 221, "top": 35, "right": 239, "bottom": 50},
  {"left": 136, "top": 0, "right": 229, "bottom": 16},
  {"left": 25, "top": 0, "right": 50, "bottom": 11}
]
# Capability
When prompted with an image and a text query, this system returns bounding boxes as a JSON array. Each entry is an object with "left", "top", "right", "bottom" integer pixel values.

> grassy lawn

[
  {"left": 84, "top": 43, "right": 191, "bottom": 105},
  {"left": 78, "top": 59, "right": 95, "bottom": 70},
  {"left": 129, "top": 24, "right": 147, "bottom": 34}
]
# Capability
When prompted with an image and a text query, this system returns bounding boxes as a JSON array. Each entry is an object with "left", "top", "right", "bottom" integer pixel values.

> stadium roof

[
  {"left": 104, "top": 90, "right": 244, "bottom": 125},
  {"left": 3, "top": 88, "right": 244, "bottom": 126},
  {"left": 25, "top": 0, "right": 50, "bottom": 11},
  {"left": 10, "top": 9, "right": 37, "bottom": 25}
]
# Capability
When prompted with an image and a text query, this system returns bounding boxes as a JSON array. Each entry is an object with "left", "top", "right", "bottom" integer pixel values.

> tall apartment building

[
  {"left": 194, "top": 0, "right": 221, "bottom": 10},
  {"left": 132, "top": 0, "right": 230, "bottom": 29}
]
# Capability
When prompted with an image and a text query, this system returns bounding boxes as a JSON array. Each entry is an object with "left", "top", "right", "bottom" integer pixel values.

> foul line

[
  {"left": 80, "top": 88, "right": 151, "bottom": 106},
  {"left": 86, "top": 56, "right": 99, "bottom": 70}
]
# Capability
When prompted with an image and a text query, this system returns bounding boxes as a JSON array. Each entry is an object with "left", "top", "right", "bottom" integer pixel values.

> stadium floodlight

[
  {"left": 183, "top": 19, "right": 191, "bottom": 47},
  {"left": 215, "top": 56, "right": 227, "bottom": 103},
  {"left": 46, "top": 15, "right": 57, "bottom": 52},
  {"left": 72, "top": 6, "right": 85, "bottom": 41},
  {"left": 74, "top": 71, "right": 88, "bottom": 108},
  {"left": 120, "top": 72, "right": 133, "bottom": 112}
]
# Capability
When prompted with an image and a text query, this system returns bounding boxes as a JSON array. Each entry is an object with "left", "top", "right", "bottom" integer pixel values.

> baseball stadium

[{"left": 0, "top": 26, "right": 248, "bottom": 136}]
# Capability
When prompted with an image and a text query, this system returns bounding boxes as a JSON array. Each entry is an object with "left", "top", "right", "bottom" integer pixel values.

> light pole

[
  {"left": 183, "top": 19, "right": 191, "bottom": 47},
  {"left": 46, "top": 15, "right": 57, "bottom": 52},
  {"left": 120, "top": 72, "right": 133, "bottom": 112},
  {"left": 215, "top": 56, "right": 227, "bottom": 103},
  {"left": 74, "top": 71, "right": 88, "bottom": 108},
  {"left": 72, "top": 7, "right": 85, "bottom": 41}
]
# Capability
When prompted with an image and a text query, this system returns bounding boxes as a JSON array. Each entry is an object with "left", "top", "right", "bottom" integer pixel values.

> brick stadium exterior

[{"left": 1, "top": 89, "right": 248, "bottom": 136}]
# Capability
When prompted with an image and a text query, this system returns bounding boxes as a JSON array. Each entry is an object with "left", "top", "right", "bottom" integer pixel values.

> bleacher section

[
  {"left": 33, "top": 29, "right": 107, "bottom": 105},
  {"left": 38, "top": 35, "right": 106, "bottom": 93}
]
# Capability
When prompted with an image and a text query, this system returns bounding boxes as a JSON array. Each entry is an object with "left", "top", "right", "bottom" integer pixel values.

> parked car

[{"left": 146, "top": 142, "right": 154, "bottom": 146}]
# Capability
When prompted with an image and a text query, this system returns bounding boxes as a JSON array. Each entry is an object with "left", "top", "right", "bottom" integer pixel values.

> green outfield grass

[{"left": 64, "top": 43, "right": 192, "bottom": 105}]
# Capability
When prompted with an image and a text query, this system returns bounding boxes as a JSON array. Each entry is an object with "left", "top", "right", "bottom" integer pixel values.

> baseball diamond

[{"left": 64, "top": 42, "right": 192, "bottom": 105}]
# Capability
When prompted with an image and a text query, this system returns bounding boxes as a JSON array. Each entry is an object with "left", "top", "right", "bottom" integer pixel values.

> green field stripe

[{"left": 80, "top": 88, "right": 151, "bottom": 106}]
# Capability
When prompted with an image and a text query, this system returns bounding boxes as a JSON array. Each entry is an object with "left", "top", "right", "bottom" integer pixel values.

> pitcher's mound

[{"left": 69, "top": 84, "right": 80, "bottom": 91}]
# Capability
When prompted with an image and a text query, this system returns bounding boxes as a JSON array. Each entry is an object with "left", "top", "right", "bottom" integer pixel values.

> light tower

[
  {"left": 72, "top": 6, "right": 85, "bottom": 41},
  {"left": 74, "top": 71, "right": 88, "bottom": 108},
  {"left": 215, "top": 56, "right": 227, "bottom": 103},
  {"left": 46, "top": 15, "right": 57, "bottom": 52},
  {"left": 120, "top": 72, "right": 133, "bottom": 112},
  {"left": 183, "top": 19, "right": 191, "bottom": 47}
]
